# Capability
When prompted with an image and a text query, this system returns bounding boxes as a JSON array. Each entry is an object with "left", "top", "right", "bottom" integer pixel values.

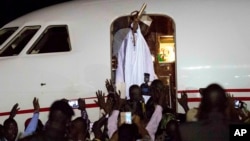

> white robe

[
  {"left": 115, "top": 25, "right": 156, "bottom": 99},
  {"left": 112, "top": 28, "right": 130, "bottom": 57}
]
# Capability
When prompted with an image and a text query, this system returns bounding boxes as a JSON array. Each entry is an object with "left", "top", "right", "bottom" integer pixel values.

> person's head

[
  {"left": 197, "top": 83, "right": 227, "bottom": 120},
  {"left": 150, "top": 79, "right": 164, "bottom": 92},
  {"left": 3, "top": 118, "right": 18, "bottom": 141},
  {"left": 46, "top": 99, "right": 75, "bottom": 137},
  {"left": 118, "top": 123, "right": 139, "bottom": 141},
  {"left": 149, "top": 79, "right": 164, "bottom": 96},
  {"left": 150, "top": 79, "right": 170, "bottom": 109},
  {"left": 129, "top": 85, "right": 142, "bottom": 102},
  {"left": 68, "top": 117, "right": 87, "bottom": 140}
]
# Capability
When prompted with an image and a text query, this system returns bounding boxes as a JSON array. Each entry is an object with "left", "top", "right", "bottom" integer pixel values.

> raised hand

[
  {"left": 78, "top": 98, "right": 86, "bottom": 111},
  {"left": 226, "top": 93, "right": 234, "bottom": 98},
  {"left": 105, "top": 79, "right": 115, "bottom": 93},
  {"left": 104, "top": 96, "right": 113, "bottom": 115},
  {"left": 113, "top": 91, "right": 124, "bottom": 110},
  {"left": 33, "top": 97, "right": 40, "bottom": 113},
  {"left": 94, "top": 90, "right": 106, "bottom": 109},
  {"left": 177, "top": 92, "right": 189, "bottom": 112},
  {"left": 9, "top": 103, "right": 20, "bottom": 119},
  {"left": 226, "top": 93, "right": 235, "bottom": 108},
  {"left": 94, "top": 90, "right": 113, "bottom": 114}
]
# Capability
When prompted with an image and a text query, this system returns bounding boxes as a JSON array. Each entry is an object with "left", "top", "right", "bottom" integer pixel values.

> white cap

[{"left": 140, "top": 15, "right": 152, "bottom": 27}]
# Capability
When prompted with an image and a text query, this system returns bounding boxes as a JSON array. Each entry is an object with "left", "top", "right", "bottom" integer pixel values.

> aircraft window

[
  {"left": 27, "top": 25, "right": 71, "bottom": 54},
  {"left": 0, "top": 26, "right": 40, "bottom": 57},
  {"left": 0, "top": 27, "right": 18, "bottom": 46}
]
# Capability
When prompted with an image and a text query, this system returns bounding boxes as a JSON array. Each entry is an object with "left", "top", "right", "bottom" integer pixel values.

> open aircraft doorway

[{"left": 110, "top": 14, "right": 177, "bottom": 111}]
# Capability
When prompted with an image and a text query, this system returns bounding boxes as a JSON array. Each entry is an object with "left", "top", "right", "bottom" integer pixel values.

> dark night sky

[{"left": 0, "top": 0, "right": 72, "bottom": 27}]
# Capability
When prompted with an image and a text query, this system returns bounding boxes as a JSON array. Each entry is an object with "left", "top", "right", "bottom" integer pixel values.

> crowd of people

[{"left": 0, "top": 79, "right": 250, "bottom": 141}]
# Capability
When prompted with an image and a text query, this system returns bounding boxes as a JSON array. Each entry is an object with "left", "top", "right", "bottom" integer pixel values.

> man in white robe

[{"left": 115, "top": 24, "right": 156, "bottom": 99}]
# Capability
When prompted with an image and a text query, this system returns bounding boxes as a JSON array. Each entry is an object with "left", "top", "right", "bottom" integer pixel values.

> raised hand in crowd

[
  {"left": 33, "top": 97, "right": 40, "bottom": 113},
  {"left": 9, "top": 103, "right": 20, "bottom": 119},
  {"left": 177, "top": 92, "right": 189, "bottom": 113},
  {"left": 224, "top": 93, "right": 242, "bottom": 122},
  {"left": 95, "top": 90, "right": 106, "bottom": 109},
  {"left": 78, "top": 98, "right": 86, "bottom": 111},
  {"left": 105, "top": 79, "right": 115, "bottom": 93},
  {"left": 95, "top": 90, "right": 113, "bottom": 115},
  {"left": 19, "top": 97, "right": 43, "bottom": 139},
  {"left": 113, "top": 91, "right": 125, "bottom": 111},
  {"left": 104, "top": 97, "right": 114, "bottom": 115}
]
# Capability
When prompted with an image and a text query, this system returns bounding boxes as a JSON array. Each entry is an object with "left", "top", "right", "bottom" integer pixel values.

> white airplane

[{"left": 1, "top": 0, "right": 250, "bottom": 132}]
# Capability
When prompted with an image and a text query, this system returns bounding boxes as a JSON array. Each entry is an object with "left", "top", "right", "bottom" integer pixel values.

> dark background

[{"left": 0, "top": 0, "right": 72, "bottom": 27}]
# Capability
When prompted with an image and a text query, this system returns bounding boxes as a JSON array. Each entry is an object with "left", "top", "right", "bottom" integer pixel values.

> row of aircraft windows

[{"left": 0, "top": 25, "right": 71, "bottom": 57}]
